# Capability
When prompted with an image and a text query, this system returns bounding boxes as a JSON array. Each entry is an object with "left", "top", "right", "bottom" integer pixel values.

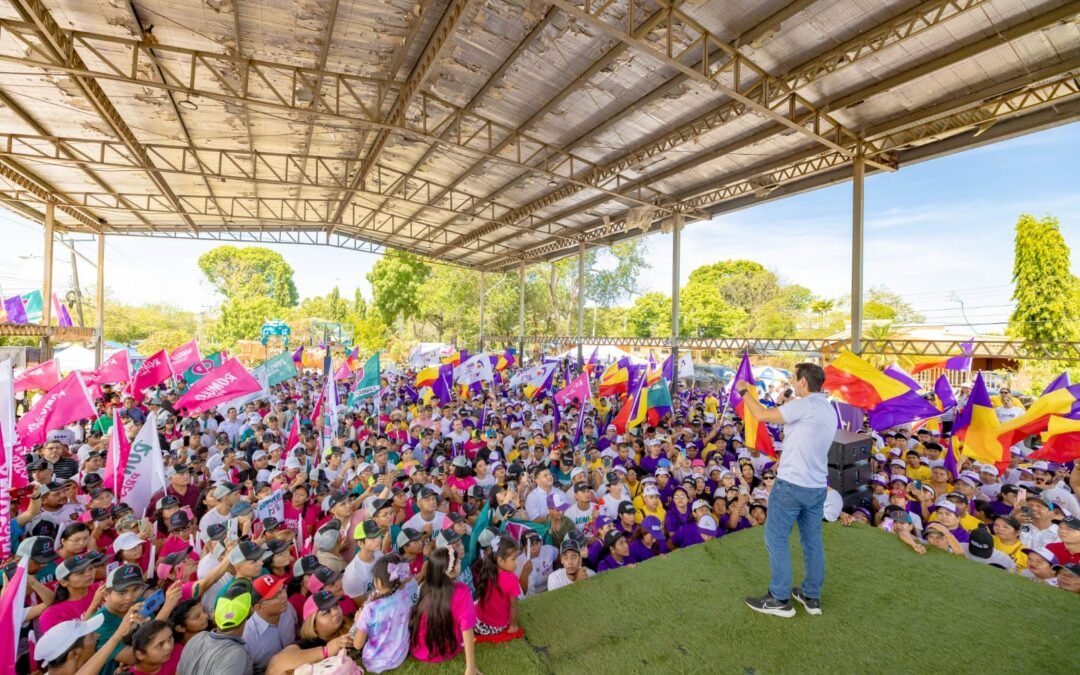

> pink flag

[
  {"left": 555, "top": 371, "right": 592, "bottom": 408},
  {"left": 14, "top": 371, "right": 96, "bottom": 450},
  {"left": 174, "top": 358, "right": 262, "bottom": 416},
  {"left": 286, "top": 415, "right": 300, "bottom": 453},
  {"left": 333, "top": 360, "right": 352, "bottom": 382},
  {"left": 86, "top": 349, "right": 131, "bottom": 385},
  {"left": 128, "top": 349, "right": 172, "bottom": 402},
  {"left": 102, "top": 409, "right": 131, "bottom": 493},
  {"left": 0, "top": 557, "right": 28, "bottom": 667},
  {"left": 0, "top": 423, "right": 10, "bottom": 557},
  {"left": 13, "top": 359, "right": 60, "bottom": 394},
  {"left": 168, "top": 339, "right": 202, "bottom": 377}
]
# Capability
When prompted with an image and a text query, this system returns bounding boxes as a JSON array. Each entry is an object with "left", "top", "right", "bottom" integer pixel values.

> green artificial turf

[{"left": 391, "top": 524, "right": 1080, "bottom": 675}]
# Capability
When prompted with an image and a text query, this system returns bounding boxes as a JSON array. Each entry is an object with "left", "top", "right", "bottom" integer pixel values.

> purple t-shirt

[{"left": 358, "top": 590, "right": 412, "bottom": 672}]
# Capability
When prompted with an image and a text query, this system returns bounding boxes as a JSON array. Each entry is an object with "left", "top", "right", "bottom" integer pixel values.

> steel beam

[
  {"left": 481, "top": 335, "right": 1080, "bottom": 362},
  {"left": 478, "top": 271, "right": 485, "bottom": 352},
  {"left": 851, "top": 147, "right": 865, "bottom": 355},
  {"left": 518, "top": 262, "right": 526, "bottom": 362},
  {"left": 670, "top": 213, "right": 682, "bottom": 391},
  {"left": 95, "top": 233, "right": 104, "bottom": 366},
  {"left": 577, "top": 242, "right": 585, "bottom": 370}
]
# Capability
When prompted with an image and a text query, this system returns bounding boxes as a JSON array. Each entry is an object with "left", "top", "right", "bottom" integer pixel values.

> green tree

[
  {"left": 367, "top": 250, "right": 431, "bottom": 326},
  {"left": 810, "top": 298, "right": 836, "bottom": 330},
  {"left": 138, "top": 329, "right": 191, "bottom": 356},
  {"left": 210, "top": 295, "right": 282, "bottom": 348},
  {"left": 749, "top": 284, "right": 813, "bottom": 337},
  {"left": 627, "top": 292, "right": 671, "bottom": 337},
  {"left": 685, "top": 259, "right": 780, "bottom": 317},
  {"left": 679, "top": 282, "right": 746, "bottom": 337},
  {"left": 1009, "top": 214, "right": 1079, "bottom": 343},
  {"left": 864, "top": 286, "right": 923, "bottom": 323},
  {"left": 197, "top": 246, "right": 298, "bottom": 306},
  {"left": 587, "top": 240, "right": 650, "bottom": 307}
]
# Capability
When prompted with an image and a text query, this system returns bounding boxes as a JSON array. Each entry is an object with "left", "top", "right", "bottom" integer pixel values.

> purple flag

[
  {"left": 430, "top": 363, "right": 454, "bottom": 403},
  {"left": 661, "top": 354, "right": 674, "bottom": 382},
  {"left": 1042, "top": 372, "right": 1071, "bottom": 397},
  {"left": 884, "top": 364, "right": 922, "bottom": 392},
  {"left": 3, "top": 296, "right": 27, "bottom": 324},
  {"left": 944, "top": 437, "right": 959, "bottom": 480},
  {"left": 292, "top": 346, "right": 304, "bottom": 364},
  {"left": 58, "top": 303, "right": 73, "bottom": 327},
  {"left": 402, "top": 383, "right": 419, "bottom": 403},
  {"left": 934, "top": 375, "right": 957, "bottom": 410}
]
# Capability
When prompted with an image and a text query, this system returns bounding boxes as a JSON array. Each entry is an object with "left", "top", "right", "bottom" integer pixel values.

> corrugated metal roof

[{"left": 0, "top": 0, "right": 1075, "bottom": 267}]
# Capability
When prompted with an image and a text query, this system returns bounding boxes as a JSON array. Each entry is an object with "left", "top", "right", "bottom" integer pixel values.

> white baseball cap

[
  {"left": 35, "top": 614, "right": 104, "bottom": 665},
  {"left": 112, "top": 532, "right": 144, "bottom": 552}
]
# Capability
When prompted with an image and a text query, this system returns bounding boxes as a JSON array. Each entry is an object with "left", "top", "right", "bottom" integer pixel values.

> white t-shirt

[
  {"left": 777, "top": 393, "right": 836, "bottom": 488},
  {"left": 547, "top": 567, "right": 595, "bottom": 591},
  {"left": 564, "top": 503, "right": 594, "bottom": 535},
  {"left": 823, "top": 488, "right": 844, "bottom": 522},
  {"left": 342, "top": 552, "right": 383, "bottom": 598},
  {"left": 525, "top": 486, "right": 554, "bottom": 521},
  {"left": 1019, "top": 523, "right": 1060, "bottom": 549},
  {"left": 515, "top": 545, "right": 559, "bottom": 597},
  {"left": 402, "top": 511, "right": 441, "bottom": 534}
]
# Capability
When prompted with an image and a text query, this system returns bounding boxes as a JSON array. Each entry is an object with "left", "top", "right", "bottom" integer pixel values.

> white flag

[
  {"left": 455, "top": 354, "right": 494, "bottom": 386},
  {"left": 121, "top": 412, "right": 167, "bottom": 517}
]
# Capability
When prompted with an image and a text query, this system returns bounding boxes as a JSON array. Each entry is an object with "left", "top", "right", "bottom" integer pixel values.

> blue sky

[{"left": 2, "top": 121, "right": 1078, "bottom": 331}]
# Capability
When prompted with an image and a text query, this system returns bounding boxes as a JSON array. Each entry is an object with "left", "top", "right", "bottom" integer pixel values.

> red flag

[
  {"left": 129, "top": 349, "right": 172, "bottom": 402},
  {"left": 168, "top": 339, "right": 202, "bottom": 377},
  {"left": 14, "top": 371, "right": 96, "bottom": 450},
  {"left": 13, "top": 359, "right": 60, "bottom": 394},
  {"left": 174, "top": 358, "right": 262, "bottom": 416},
  {"left": 102, "top": 409, "right": 131, "bottom": 492}
]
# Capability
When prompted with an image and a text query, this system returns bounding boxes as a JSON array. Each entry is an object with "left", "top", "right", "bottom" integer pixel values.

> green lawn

[{"left": 393, "top": 525, "right": 1080, "bottom": 675}]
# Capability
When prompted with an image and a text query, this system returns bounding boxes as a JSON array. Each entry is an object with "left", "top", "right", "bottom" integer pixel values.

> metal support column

[
  {"left": 95, "top": 233, "right": 105, "bottom": 366},
  {"left": 851, "top": 146, "right": 865, "bottom": 355},
  {"left": 478, "top": 271, "right": 485, "bottom": 353},
  {"left": 41, "top": 200, "right": 55, "bottom": 356},
  {"left": 670, "top": 214, "right": 683, "bottom": 393},
  {"left": 577, "top": 242, "right": 585, "bottom": 371},
  {"left": 518, "top": 262, "right": 525, "bottom": 363}
]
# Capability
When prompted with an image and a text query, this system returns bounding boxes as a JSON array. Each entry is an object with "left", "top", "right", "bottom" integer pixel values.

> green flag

[
  {"left": 646, "top": 379, "right": 673, "bottom": 417},
  {"left": 348, "top": 353, "right": 380, "bottom": 406},
  {"left": 21, "top": 290, "right": 42, "bottom": 323},
  {"left": 262, "top": 350, "right": 299, "bottom": 387},
  {"left": 181, "top": 350, "right": 227, "bottom": 384}
]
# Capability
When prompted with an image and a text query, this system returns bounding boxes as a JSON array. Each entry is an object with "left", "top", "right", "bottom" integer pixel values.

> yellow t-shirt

[
  {"left": 994, "top": 537, "right": 1027, "bottom": 571},
  {"left": 704, "top": 395, "right": 719, "bottom": 415},
  {"left": 905, "top": 465, "right": 932, "bottom": 483},
  {"left": 633, "top": 498, "right": 666, "bottom": 525},
  {"left": 927, "top": 512, "right": 981, "bottom": 532}
]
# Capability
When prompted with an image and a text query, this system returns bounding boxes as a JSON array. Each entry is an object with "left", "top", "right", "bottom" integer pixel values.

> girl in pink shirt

[
  {"left": 472, "top": 538, "right": 525, "bottom": 643},
  {"left": 445, "top": 457, "right": 476, "bottom": 515},
  {"left": 409, "top": 547, "right": 480, "bottom": 674}
]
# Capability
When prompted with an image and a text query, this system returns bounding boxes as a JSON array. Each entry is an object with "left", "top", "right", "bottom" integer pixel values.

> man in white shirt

[
  {"left": 524, "top": 465, "right": 557, "bottom": 521},
  {"left": 1019, "top": 495, "right": 1061, "bottom": 549},
  {"left": 739, "top": 363, "right": 836, "bottom": 619}
]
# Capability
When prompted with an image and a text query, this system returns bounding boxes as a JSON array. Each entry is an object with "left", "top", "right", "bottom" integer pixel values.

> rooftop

[{"left": 0, "top": 0, "right": 1077, "bottom": 270}]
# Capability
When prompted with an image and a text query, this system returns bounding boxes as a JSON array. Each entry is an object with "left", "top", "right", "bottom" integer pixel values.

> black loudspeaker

[{"left": 828, "top": 429, "right": 873, "bottom": 500}]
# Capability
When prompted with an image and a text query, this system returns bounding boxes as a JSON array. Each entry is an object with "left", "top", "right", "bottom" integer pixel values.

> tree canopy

[
  {"left": 1009, "top": 213, "right": 1079, "bottom": 343},
  {"left": 197, "top": 246, "right": 298, "bottom": 306}
]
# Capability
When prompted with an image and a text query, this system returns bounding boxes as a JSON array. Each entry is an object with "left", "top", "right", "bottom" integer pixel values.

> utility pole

[{"left": 65, "top": 237, "right": 86, "bottom": 326}]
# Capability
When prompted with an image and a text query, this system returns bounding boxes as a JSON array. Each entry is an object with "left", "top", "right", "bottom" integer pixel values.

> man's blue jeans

[{"left": 764, "top": 478, "right": 827, "bottom": 601}]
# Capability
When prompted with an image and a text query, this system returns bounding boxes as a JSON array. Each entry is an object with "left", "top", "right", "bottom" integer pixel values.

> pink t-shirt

[
  {"left": 445, "top": 476, "right": 476, "bottom": 514},
  {"left": 410, "top": 582, "right": 476, "bottom": 663},
  {"left": 36, "top": 583, "right": 102, "bottom": 657},
  {"left": 133, "top": 642, "right": 182, "bottom": 675},
  {"left": 475, "top": 569, "right": 520, "bottom": 628}
]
